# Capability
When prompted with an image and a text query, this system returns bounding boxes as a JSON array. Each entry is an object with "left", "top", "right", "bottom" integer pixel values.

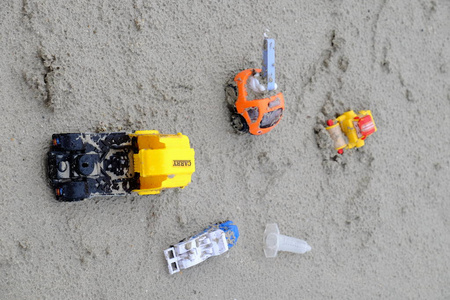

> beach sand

[{"left": 1, "top": 0, "right": 449, "bottom": 299}]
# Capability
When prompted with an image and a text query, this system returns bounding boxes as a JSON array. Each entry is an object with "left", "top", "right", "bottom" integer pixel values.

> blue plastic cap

[{"left": 218, "top": 220, "right": 239, "bottom": 248}]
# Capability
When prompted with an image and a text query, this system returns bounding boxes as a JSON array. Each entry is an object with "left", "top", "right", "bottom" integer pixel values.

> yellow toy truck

[
  {"left": 48, "top": 130, "right": 195, "bottom": 201},
  {"left": 326, "top": 110, "right": 377, "bottom": 154}
]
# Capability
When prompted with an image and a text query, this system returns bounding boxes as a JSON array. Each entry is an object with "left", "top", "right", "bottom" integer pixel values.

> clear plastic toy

[{"left": 264, "top": 223, "right": 311, "bottom": 258}]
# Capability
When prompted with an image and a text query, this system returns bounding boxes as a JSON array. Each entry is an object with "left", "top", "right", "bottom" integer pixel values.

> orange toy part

[{"left": 233, "top": 69, "right": 285, "bottom": 135}]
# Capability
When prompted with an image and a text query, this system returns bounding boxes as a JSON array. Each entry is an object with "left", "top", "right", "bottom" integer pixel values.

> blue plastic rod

[{"left": 262, "top": 38, "right": 276, "bottom": 91}]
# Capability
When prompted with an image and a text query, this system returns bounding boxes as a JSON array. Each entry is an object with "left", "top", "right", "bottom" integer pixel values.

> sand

[{"left": 1, "top": 0, "right": 450, "bottom": 299}]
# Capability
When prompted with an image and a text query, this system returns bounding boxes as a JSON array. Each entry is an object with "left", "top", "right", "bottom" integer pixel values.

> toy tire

[
  {"left": 56, "top": 181, "right": 90, "bottom": 201},
  {"left": 225, "top": 84, "right": 238, "bottom": 106},
  {"left": 52, "top": 133, "right": 85, "bottom": 151},
  {"left": 231, "top": 114, "right": 249, "bottom": 133}
]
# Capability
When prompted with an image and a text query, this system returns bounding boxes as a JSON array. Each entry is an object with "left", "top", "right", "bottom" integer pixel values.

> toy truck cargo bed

[
  {"left": 164, "top": 220, "right": 239, "bottom": 274},
  {"left": 47, "top": 130, "right": 195, "bottom": 201}
]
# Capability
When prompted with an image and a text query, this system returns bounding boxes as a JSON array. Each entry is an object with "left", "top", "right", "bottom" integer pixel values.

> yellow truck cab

[{"left": 131, "top": 131, "right": 195, "bottom": 195}]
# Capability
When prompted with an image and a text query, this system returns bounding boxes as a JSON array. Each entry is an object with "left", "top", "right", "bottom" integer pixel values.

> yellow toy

[
  {"left": 131, "top": 131, "right": 195, "bottom": 195},
  {"left": 48, "top": 130, "right": 195, "bottom": 201},
  {"left": 326, "top": 110, "right": 377, "bottom": 154}
]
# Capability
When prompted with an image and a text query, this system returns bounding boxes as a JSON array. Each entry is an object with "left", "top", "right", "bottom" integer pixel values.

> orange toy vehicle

[{"left": 225, "top": 68, "right": 285, "bottom": 135}]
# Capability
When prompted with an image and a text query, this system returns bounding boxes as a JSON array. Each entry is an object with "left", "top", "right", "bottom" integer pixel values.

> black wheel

[
  {"left": 51, "top": 133, "right": 85, "bottom": 151},
  {"left": 56, "top": 181, "right": 90, "bottom": 201},
  {"left": 231, "top": 114, "right": 249, "bottom": 133},
  {"left": 225, "top": 83, "right": 238, "bottom": 106}
]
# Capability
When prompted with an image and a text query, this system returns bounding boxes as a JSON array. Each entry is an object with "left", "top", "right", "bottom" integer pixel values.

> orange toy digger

[{"left": 225, "top": 38, "right": 285, "bottom": 135}]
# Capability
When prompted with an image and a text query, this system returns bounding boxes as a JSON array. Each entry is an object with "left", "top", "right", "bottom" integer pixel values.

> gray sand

[{"left": 1, "top": 1, "right": 450, "bottom": 299}]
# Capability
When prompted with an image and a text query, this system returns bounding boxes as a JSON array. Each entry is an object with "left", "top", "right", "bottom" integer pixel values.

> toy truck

[
  {"left": 226, "top": 38, "right": 285, "bottom": 135},
  {"left": 326, "top": 110, "right": 377, "bottom": 154},
  {"left": 47, "top": 130, "right": 195, "bottom": 201},
  {"left": 164, "top": 220, "right": 239, "bottom": 274}
]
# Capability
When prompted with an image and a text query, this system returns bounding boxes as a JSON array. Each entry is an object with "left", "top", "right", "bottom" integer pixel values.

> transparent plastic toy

[{"left": 264, "top": 223, "right": 311, "bottom": 258}]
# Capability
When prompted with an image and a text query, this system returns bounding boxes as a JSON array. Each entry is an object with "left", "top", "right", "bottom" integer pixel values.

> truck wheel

[
  {"left": 225, "top": 83, "right": 238, "bottom": 106},
  {"left": 57, "top": 181, "right": 90, "bottom": 201},
  {"left": 52, "top": 133, "right": 85, "bottom": 151},
  {"left": 231, "top": 114, "right": 249, "bottom": 133}
]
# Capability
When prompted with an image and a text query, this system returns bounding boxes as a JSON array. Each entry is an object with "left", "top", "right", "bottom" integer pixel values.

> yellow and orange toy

[
  {"left": 326, "top": 110, "right": 377, "bottom": 154},
  {"left": 48, "top": 130, "right": 195, "bottom": 201},
  {"left": 226, "top": 68, "right": 285, "bottom": 135}
]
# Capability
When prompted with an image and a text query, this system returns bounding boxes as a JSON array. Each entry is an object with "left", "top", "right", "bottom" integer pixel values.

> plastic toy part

[
  {"left": 325, "top": 110, "right": 377, "bottom": 154},
  {"left": 248, "top": 74, "right": 266, "bottom": 93},
  {"left": 262, "top": 38, "right": 276, "bottom": 91},
  {"left": 164, "top": 221, "right": 239, "bottom": 275},
  {"left": 226, "top": 36, "right": 284, "bottom": 135},
  {"left": 47, "top": 130, "right": 195, "bottom": 201},
  {"left": 264, "top": 223, "right": 311, "bottom": 258},
  {"left": 226, "top": 68, "right": 285, "bottom": 135}
]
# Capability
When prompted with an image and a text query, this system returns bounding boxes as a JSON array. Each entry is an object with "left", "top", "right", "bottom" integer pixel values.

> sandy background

[{"left": 1, "top": 0, "right": 450, "bottom": 299}]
